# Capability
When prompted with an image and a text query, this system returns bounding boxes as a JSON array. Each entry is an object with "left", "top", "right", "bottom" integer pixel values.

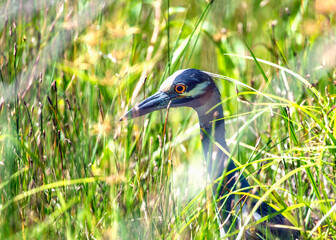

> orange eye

[{"left": 174, "top": 84, "right": 186, "bottom": 94}]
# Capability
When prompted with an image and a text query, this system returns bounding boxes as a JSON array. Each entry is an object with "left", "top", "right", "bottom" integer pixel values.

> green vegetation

[{"left": 1, "top": 0, "right": 336, "bottom": 239}]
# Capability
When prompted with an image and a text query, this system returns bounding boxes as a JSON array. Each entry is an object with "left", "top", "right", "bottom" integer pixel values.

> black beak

[{"left": 120, "top": 91, "right": 171, "bottom": 121}]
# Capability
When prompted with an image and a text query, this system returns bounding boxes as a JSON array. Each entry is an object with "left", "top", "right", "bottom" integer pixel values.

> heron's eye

[{"left": 174, "top": 84, "right": 186, "bottom": 94}]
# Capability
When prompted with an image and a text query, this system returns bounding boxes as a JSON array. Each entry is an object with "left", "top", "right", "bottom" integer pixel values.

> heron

[{"left": 120, "top": 69, "right": 300, "bottom": 239}]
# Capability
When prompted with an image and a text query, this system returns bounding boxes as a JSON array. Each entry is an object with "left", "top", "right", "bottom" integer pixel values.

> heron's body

[{"left": 121, "top": 69, "right": 300, "bottom": 239}]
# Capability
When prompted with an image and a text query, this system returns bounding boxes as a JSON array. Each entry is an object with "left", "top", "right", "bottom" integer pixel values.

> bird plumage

[{"left": 121, "top": 69, "right": 300, "bottom": 239}]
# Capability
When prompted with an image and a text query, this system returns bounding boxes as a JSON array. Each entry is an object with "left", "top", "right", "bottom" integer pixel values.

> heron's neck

[
  {"left": 197, "top": 103, "right": 228, "bottom": 155},
  {"left": 194, "top": 91, "right": 250, "bottom": 195},
  {"left": 194, "top": 91, "right": 228, "bottom": 163}
]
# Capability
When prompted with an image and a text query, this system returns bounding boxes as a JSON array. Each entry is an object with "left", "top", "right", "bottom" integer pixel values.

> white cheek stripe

[
  {"left": 159, "top": 69, "right": 186, "bottom": 92},
  {"left": 181, "top": 81, "right": 210, "bottom": 97}
]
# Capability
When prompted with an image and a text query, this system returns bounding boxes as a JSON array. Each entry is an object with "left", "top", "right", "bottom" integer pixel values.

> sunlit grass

[{"left": 1, "top": 0, "right": 336, "bottom": 239}]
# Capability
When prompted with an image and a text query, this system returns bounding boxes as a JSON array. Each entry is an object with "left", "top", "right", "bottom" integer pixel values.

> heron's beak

[{"left": 120, "top": 91, "right": 171, "bottom": 121}]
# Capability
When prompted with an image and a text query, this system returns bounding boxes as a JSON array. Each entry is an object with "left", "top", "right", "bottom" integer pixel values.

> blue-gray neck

[{"left": 194, "top": 89, "right": 250, "bottom": 222}]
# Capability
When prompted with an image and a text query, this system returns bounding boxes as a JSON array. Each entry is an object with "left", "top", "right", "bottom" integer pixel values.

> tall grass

[{"left": 0, "top": 0, "right": 336, "bottom": 239}]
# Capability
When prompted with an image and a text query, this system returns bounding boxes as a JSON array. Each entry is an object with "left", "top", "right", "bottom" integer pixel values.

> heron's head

[{"left": 120, "top": 69, "right": 218, "bottom": 120}]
